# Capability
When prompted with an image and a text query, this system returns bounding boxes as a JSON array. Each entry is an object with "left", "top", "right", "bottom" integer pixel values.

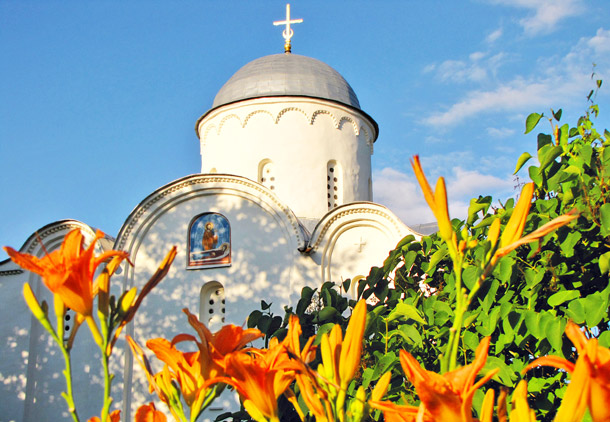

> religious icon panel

[{"left": 187, "top": 212, "right": 231, "bottom": 268}]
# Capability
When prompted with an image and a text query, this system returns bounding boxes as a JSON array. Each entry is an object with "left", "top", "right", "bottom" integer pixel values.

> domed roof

[{"left": 211, "top": 53, "right": 361, "bottom": 110}]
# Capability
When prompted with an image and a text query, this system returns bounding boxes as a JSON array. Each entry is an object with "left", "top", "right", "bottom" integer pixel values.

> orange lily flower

[
  {"left": 215, "top": 341, "right": 302, "bottom": 422},
  {"left": 87, "top": 409, "right": 121, "bottom": 422},
  {"left": 411, "top": 155, "right": 454, "bottom": 243},
  {"left": 146, "top": 338, "right": 208, "bottom": 408},
  {"left": 499, "top": 183, "right": 535, "bottom": 249},
  {"left": 283, "top": 314, "right": 329, "bottom": 421},
  {"left": 296, "top": 299, "right": 366, "bottom": 421},
  {"left": 524, "top": 321, "right": 610, "bottom": 422},
  {"left": 318, "top": 299, "right": 367, "bottom": 393},
  {"left": 381, "top": 337, "right": 497, "bottom": 422},
  {"left": 178, "top": 308, "right": 263, "bottom": 379},
  {"left": 369, "top": 372, "right": 421, "bottom": 422},
  {"left": 4, "top": 229, "right": 128, "bottom": 316},
  {"left": 135, "top": 403, "right": 167, "bottom": 422},
  {"left": 128, "top": 335, "right": 212, "bottom": 422},
  {"left": 506, "top": 381, "right": 537, "bottom": 422},
  {"left": 486, "top": 183, "right": 578, "bottom": 266}
]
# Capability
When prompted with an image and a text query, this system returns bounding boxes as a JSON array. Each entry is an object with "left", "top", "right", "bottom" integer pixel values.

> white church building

[{"left": 0, "top": 10, "right": 421, "bottom": 421}]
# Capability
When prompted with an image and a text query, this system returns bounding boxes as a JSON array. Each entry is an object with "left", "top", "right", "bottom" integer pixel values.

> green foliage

[{"left": 240, "top": 82, "right": 609, "bottom": 422}]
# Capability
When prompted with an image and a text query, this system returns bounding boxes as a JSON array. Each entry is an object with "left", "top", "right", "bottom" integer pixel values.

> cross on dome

[{"left": 273, "top": 4, "right": 303, "bottom": 53}]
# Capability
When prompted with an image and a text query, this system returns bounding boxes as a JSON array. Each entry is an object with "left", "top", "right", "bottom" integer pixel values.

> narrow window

[
  {"left": 63, "top": 308, "right": 75, "bottom": 344},
  {"left": 258, "top": 159, "right": 276, "bottom": 191},
  {"left": 200, "top": 281, "right": 226, "bottom": 331},
  {"left": 327, "top": 160, "right": 342, "bottom": 209}
]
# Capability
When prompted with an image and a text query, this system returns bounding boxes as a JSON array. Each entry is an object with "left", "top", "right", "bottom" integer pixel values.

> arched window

[
  {"left": 327, "top": 160, "right": 343, "bottom": 209},
  {"left": 63, "top": 308, "right": 75, "bottom": 344},
  {"left": 258, "top": 159, "right": 276, "bottom": 191},
  {"left": 188, "top": 213, "right": 231, "bottom": 268},
  {"left": 200, "top": 281, "right": 225, "bottom": 331}
]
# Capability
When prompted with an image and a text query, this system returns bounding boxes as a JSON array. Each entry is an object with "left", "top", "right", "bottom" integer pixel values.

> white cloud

[
  {"left": 447, "top": 167, "right": 514, "bottom": 198},
  {"left": 486, "top": 127, "right": 516, "bottom": 138},
  {"left": 422, "top": 63, "right": 436, "bottom": 74},
  {"left": 491, "top": 0, "right": 584, "bottom": 35},
  {"left": 436, "top": 59, "right": 487, "bottom": 84},
  {"left": 587, "top": 28, "right": 610, "bottom": 54},
  {"left": 373, "top": 165, "right": 514, "bottom": 225},
  {"left": 486, "top": 28, "right": 503, "bottom": 43},
  {"left": 470, "top": 51, "right": 486, "bottom": 61},
  {"left": 373, "top": 167, "right": 434, "bottom": 225},
  {"left": 422, "top": 28, "right": 608, "bottom": 127},
  {"left": 424, "top": 136, "right": 445, "bottom": 144},
  {"left": 430, "top": 51, "right": 508, "bottom": 85}
]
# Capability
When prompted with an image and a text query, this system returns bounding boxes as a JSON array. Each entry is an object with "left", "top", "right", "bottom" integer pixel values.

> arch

[
  {"left": 200, "top": 281, "right": 226, "bottom": 331},
  {"left": 311, "top": 110, "right": 338, "bottom": 128},
  {"left": 243, "top": 109, "right": 275, "bottom": 127},
  {"left": 217, "top": 114, "right": 243, "bottom": 133},
  {"left": 258, "top": 159, "right": 276, "bottom": 191},
  {"left": 338, "top": 116, "right": 359, "bottom": 136},
  {"left": 308, "top": 202, "right": 414, "bottom": 253},
  {"left": 115, "top": 174, "right": 307, "bottom": 257},
  {"left": 275, "top": 107, "right": 309, "bottom": 124}
]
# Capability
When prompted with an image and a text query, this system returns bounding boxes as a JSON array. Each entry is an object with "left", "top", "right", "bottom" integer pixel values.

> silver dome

[{"left": 211, "top": 54, "right": 361, "bottom": 110}]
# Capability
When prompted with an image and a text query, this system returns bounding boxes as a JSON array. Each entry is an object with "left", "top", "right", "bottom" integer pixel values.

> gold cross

[{"left": 273, "top": 4, "right": 303, "bottom": 53}]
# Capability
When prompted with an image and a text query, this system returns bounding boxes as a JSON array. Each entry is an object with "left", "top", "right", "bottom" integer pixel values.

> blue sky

[{"left": 1, "top": 1, "right": 609, "bottom": 259}]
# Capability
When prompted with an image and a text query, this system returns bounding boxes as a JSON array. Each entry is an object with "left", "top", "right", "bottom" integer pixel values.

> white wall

[{"left": 198, "top": 98, "right": 376, "bottom": 220}]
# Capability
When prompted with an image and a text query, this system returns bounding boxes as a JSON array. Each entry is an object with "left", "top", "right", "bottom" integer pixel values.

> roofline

[{"left": 194, "top": 94, "right": 379, "bottom": 142}]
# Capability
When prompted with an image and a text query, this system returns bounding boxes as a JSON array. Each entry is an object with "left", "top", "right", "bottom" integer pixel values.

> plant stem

[
  {"left": 60, "top": 344, "right": 81, "bottom": 422},
  {"left": 100, "top": 349, "right": 112, "bottom": 422}
]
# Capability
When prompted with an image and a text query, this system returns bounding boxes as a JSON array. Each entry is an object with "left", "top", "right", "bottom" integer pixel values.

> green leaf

[
  {"left": 529, "top": 165, "right": 542, "bottom": 187},
  {"left": 539, "top": 145, "right": 563, "bottom": 171},
  {"left": 553, "top": 109, "right": 563, "bottom": 121},
  {"left": 566, "top": 299, "right": 586, "bottom": 324},
  {"left": 599, "top": 331, "right": 610, "bottom": 348},
  {"left": 600, "top": 203, "right": 610, "bottom": 232},
  {"left": 247, "top": 310, "right": 262, "bottom": 328},
  {"left": 559, "top": 123, "right": 569, "bottom": 149},
  {"left": 387, "top": 302, "right": 426, "bottom": 325},
  {"left": 467, "top": 196, "right": 492, "bottom": 224},
  {"left": 462, "top": 265, "right": 480, "bottom": 290},
  {"left": 599, "top": 252, "right": 610, "bottom": 275},
  {"left": 484, "top": 356, "right": 516, "bottom": 386},
  {"left": 524, "top": 310, "right": 541, "bottom": 338},
  {"left": 547, "top": 290, "right": 580, "bottom": 307},
  {"left": 514, "top": 152, "right": 533, "bottom": 174},
  {"left": 296, "top": 287, "right": 315, "bottom": 315},
  {"left": 314, "top": 323, "right": 336, "bottom": 345},
  {"left": 372, "top": 352, "right": 398, "bottom": 380},
  {"left": 584, "top": 294, "right": 607, "bottom": 327},
  {"left": 426, "top": 248, "right": 448, "bottom": 275},
  {"left": 399, "top": 324, "right": 424, "bottom": 348},
  {"left": 361, "top": 367, "right": 374, "bottom": 389},
  {"left": 525, "top": 112, "right": 543, "bottom": 134},
  {"left": 545, "top": 316, "right": 566, "bottom": 352},
  {"left": 315, "top": 306, "right": 338, "bottom": 323},
  {"left": 463, "top": 330, "right": 480, "bottom": 351}
]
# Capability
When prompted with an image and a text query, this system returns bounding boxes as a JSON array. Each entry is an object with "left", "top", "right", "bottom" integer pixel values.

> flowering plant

[{"left": 5, "top": 85, "right": 609, "bottom": 421}]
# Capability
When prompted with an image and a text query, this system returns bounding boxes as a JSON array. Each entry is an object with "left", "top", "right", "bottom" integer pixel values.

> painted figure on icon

[
  {"left": 188, "top": 213, "right": 231, "bottom": 267},
  {"left": 202, "top": 221, "right": 218, "bottom": 250}
]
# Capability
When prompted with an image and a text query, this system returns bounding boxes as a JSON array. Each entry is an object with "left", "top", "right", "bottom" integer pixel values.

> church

[{"left": 0, "top": 7, "right": 421, "bottom": 421}]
